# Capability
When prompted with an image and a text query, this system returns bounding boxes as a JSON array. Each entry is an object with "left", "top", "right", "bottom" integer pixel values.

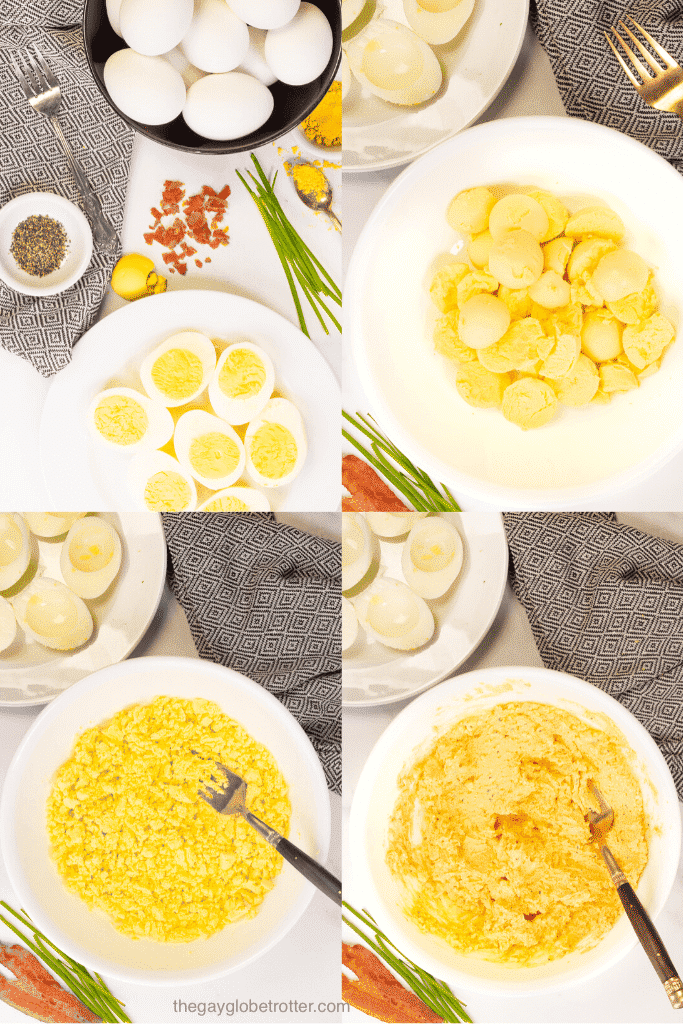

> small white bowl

[
  {"left": 349, "top": 665, "right": 681, "bottom": 995},
  {"left": 1, "top": 656, "right": 331, "bottom": 985},
  {"left": 0, "top": 192, "right": 93, "bottom": 296}
]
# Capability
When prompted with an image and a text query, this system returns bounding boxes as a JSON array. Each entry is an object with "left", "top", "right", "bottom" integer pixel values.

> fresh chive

[
  {"left": 343, "top": 901, "right": 471, "bottom": 1023},
  {"left": 343, "top": 411, "right": 461, "bottom": 511}
]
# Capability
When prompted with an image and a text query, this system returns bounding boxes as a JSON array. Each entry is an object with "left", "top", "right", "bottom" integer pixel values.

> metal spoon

[{"left": 291, "top": 162, "right": 341, "bottom": 232}]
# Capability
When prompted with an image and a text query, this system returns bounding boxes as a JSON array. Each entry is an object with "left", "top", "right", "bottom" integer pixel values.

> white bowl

[
  {"left": 1, "top": 656, "right": 331, "bottom": 985},
  {"left": 0, "top": 192, "right": 93, "bottom": 296},
  {"left": 346, "top": 116, "right": 683, "bottom": 508},
  {"left": 348, "top": 665, "right": 681, "bottom": 995}
]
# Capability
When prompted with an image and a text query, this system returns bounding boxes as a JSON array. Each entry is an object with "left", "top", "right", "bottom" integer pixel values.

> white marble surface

[
  {"left": 343, "top": 513, "right": 683, "bottom": 1023},
  {"left": 0, "top": 513, "right": 342, "bottom": 1024}
]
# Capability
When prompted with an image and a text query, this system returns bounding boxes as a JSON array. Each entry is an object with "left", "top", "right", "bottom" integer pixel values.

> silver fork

[
  {"left": 8, "top": 45, "right": 119, "bottom": 251},
  {"left": 605, "top": 16, "right": 683, "bottom": 119}
]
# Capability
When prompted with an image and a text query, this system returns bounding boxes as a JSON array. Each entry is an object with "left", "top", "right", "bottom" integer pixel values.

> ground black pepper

[{"left": 10, "top": 214, "right": 68, "bottom": 277}]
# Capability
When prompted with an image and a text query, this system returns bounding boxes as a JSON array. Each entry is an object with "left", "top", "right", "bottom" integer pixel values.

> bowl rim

[
  {"left": 0, "top": 655, "right": 331, "bottom": 985},
  {"left": 348, "top": 663, "right": 682, "bottom": 995},
  {"left": 346, "top": 114, "right": 683, "bottom": 508}
]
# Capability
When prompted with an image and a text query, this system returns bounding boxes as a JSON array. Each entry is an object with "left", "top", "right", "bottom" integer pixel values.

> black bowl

[{"left": 83, "top": 0, "right": 341, "bottom": 154}]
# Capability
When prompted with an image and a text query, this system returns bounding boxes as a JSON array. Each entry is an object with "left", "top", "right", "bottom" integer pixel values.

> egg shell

[
  {"left": 0, "top": 594, "right": 16, "bottom": 652},
  {"left": 106, "top": 0, "right": 124, "bottom": 35},
  {"left": 196, "top": 487, "right": 271, "bottom": 511},
  {"left": 104, "top": 50, "right": 186, "bottom": 125},
  {"left": 128, "top": 451, "right": 198, "bottom": 512},
  {"left": 345, "top": 18, "right": 442, "bottom": 105},
  {"left": 119, "top": 0, "right": 194, "bottom": 55},
  {"left": 60, "top": 517, "right": 123, "bottom": 600},
  {"left": 244, "top": 397, "right": 307, "bottom": 488},
  {"left": 403, "top": 0, "right": 474, "bottom": 45},
  {"left": 180, "top": 0, "right": 250, "bottom": 73},
  {"left": 264, "top": 2, "right": 333, "bottom": 86},
  {"left": 139, "top": 332, "right": 216, "bottom": 407},
  {"left": 0, "top": 514, "right": 31, "bottom": 592},
  {"left": 208, "top": 341, "right": 275, "bottom": 424},
  {"left": 162, "top": 46, "right": 207, "bottom": 88},
  {"left": 342, "top": 511, "right": 373, "bottom": 592},
  {"left": 237, "top": 27, "right": 278, "bottom": 86},
  {"left": 12, "top": 578, "right": 93, "bottom": 652},
  {"left": 173, "top": 409, "right": 246, "bottom": 489},
  {"left": 401, "top": 517, "right": 463, "bottom": 600},
  {"left": 354, "top": 576, "right": 435, "bottom": 651},
  {"left": 342, "top": 596, "right": 359, "bottom": 651},
  {"left": 228, "top": 0, "right": 301, "bottom": 30},
  {"left": 88, "top": 387, "right": 174, "bottom": 452},
  {"left": 24, "top": 512, "right": 87, "bottom": 539},
  {"left": 183, "top": 72, "right": 274, "bottom": 140},
  {"left": 365, "top": 512, "right": 429, "bottom": 538}
]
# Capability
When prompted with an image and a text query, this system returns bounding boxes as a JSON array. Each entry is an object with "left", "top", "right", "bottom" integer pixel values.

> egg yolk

[
  {"left": 410, "top": 532, "right": 455, "bottom": 573},
  {"left": 144, "top": 471, "right": 192, "bottom": 511},
  {"left": 189, "top": 432, "right": 241, "bottom": 479},
  {"left": 94, "top": 395, "right": 148, "bottom": 445},
  {"left": 362, "top": 36, "right": 423, "bottom": 90},
  {"left": 151, "top": 349, "right": 203, "bottom": 400},
  {"left": 203, "top": 497, "right": 250, "bottom": 511},
  {"left": 249, "top": 423, "right": 297, "bottom": 479},
  {"left": 69, "top": 527, "right": 115, "bottom": 573},
  {"left": 218, "top": 349, "right": 266, "bottom": 399},
  {"left": 0, "top": 516, "right": 23, "bottom": 568},
  {"left": 26, "top": 590, "right": 77, "bottom": 641},
  {"left": 368, "top": 590, "right": 419, "bottom": 638}
]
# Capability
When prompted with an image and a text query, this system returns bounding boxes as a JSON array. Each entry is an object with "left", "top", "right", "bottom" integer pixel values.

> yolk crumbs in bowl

[
  {"left": 46, "top": 696, "right": 290, "bottom": 943},
  {"left": 386, "top": 701, "right": 648, "bottom": 965},
  {"left": 151, "top": 348, "right": 203, "bottom": 400},
  {"left": 94, "top": 395, "right": 148, "bottom": 445}
]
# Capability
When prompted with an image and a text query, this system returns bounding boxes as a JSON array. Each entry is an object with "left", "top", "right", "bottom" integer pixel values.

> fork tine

[
  {"left": 31, "top": 44, "right": 59, "bottom": 89},
  {"left": 619, "top": 19, "right": 666, "bottom": 74},
  {"left": 610, "top": 25, "right": 652, "bottom": 82},
  {"left": 604, "top": 32, "right": 641, "bottom": 89},
  {"left": 7, "top": 53, "right": 35, "bottom": 99},
  {"left": 26, "top": 52, "right": 50, "bottom": 93},
  {"left": 626, "top": 16, "right": 678, "bottom": 69}
]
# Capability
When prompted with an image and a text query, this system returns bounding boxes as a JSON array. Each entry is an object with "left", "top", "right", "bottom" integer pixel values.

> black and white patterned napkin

[
  {"left": 162, "top": 513, "right": 341, "bottom": 795},
  {"left": 504, "top": 512, "right": 683, "bottom": 799},
  {"left": 532, "top": 1, "right": 683, "bottom": 174},
  {"left": 0, "top": 0, "right": 133, "bottom": 376}
]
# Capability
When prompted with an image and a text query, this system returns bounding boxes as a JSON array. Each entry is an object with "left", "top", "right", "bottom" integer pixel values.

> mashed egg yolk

[
  {"left": 143, "top": 470, "right": 191, "bottom": 511},
  {"left": 250, "top": 423, "right": 297, "bottom": 479},
  {"left": 203, "top": 496, "right": 250, "bottom": 511},
  {"left": 151, "top": 348, "right": 203, "bottom": 400},
  {"left": 189, "top": 432, "right": 241, "bottom": 479},
  {"left": 94, "top": 395, "right": 148, "bottom": 445},
  {"left": 218, "top": 349, "right": 266, "bottom": 398}
]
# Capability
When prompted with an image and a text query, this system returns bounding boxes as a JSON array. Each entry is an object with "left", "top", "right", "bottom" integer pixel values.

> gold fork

[{"left": 605, "top": 16, "right": 683, "bottom": 117}]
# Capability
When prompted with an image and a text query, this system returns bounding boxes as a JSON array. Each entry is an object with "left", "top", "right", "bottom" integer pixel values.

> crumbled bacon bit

[
  {"left": 195, "top": 259, "right": 202, "bottom": 268},
  {"left": 145, "top": 179, "right": 230, "bottom": 272}
]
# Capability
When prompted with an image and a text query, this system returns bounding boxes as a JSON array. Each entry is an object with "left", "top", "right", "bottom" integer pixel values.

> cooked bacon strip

[
  {"left": 0, "top": 944, "right": 100, "bottom": 1022},
  {"left": 342, "top": 454, "right": 410, "bottom": 512},
  {"left": 342, "top": 943, "right": 443, "bottom": 1023}
]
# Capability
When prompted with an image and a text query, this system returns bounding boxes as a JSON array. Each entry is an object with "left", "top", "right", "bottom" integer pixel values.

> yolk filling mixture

[
  {"left": 151, "top": 348, "right": 203, "bottom": 400},
  {"left": 94, "top": 395, "right": 148, "bottom": 445}
]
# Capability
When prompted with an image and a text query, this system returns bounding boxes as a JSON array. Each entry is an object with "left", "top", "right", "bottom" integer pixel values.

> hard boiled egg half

[
  {"left": 0, "top": 514, "right": 30, "bottom": 592},
  {"left": 345, "top": 19, "right": 442, "bottom": 105},
  {"left": 174, "top": 409, "right": 245, "bottom": 489},
  {"left": 197, "top": 487, "right": 270, "bottom": 511},
  {"left": 244, "top": 398, "right": 306, "bottom": 488},
  {"left": 140, "top": 332, "right": 216, "bottom": 407},
  {"left": 365, "top": 512, "right": 429, "bottom": 538},
  {"left": 0, "top": 595, "right": 16, "bottom": 652},
  {"left": 60, "top": 517, "right": 123, "bottom": 600},
  {"left": 88, "top": 387, "right": 174, "bottom": 452},
  {"left": 342, "top": 596, "right": 358, "bottom": 651},
  {"left": 403, "top": 0, "right": 474, "bottom": 46},
  {"left": 24, "top": 512, "right": 87, "bottom": 538},
  {"left": 342, "top": 511, "right": 373, "bottom": 592},
  {"left": 401, "top": 516, "right": 463, "bottom": 599},
  {"left": 129, "top": 451, "right": 198, "bottom": 511},
  {"left": 354, "top": 577, "right": 434, "bottom": 651},
  {"left": 13, "top": 579, "right": 93, "bottom": 652},
  {"left": 208, "top": 342, "right": 275, "bottom": 424}
]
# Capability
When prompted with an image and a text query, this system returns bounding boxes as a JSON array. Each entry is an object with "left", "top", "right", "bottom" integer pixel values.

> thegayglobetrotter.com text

[{"left": 171, "top": 1000, "right": 350, "bottom": 1017}]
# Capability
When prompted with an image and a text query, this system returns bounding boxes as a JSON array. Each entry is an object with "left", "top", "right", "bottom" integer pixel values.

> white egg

[
  {"left": 60, "top": 517, "right": 123, "bottom": 600},
  {"left": 208, "top": 341, "right": 275, "bottom": 424},
  {"left": 342, "top": 596, "right": 359, "bottom": 652},
  {"left": 401, "top": 516, "right": 463, "bottom": 599},
  {"left": 342, "top": 511, "right": 372, "bottom": 591},
  {"left": 342, "top": 0, "right": 366, "bottom": 30},
  {"left": 341, "top": 50, "right": 352, "bottom": 101},
  {"left": 0, "top": 514, "right": 30, "bottom": 592},
  {"left": 244, "top": 398, "right": 307, "bottom": 488},
  {"left": 174, "top": 409, "right": 245, "bottom": 489},
  {"left": 365, "top": 512, "right": 429, "bottom": 538},
  {"left": 265, "top": 2, "right": 333, "bottom": 86},
  {"left": 197, "top": 487, "right": 271, "bottom": 511},
  {"left": 403, "top": 0, "right": 474, "bottom": 45},
  {"left": 163, "top": 46, "right": 206, "bottom": 88},
  {"left": 12, "top": 579, "right": 93, "bottom": 652},
  {"left": 238, "top": 27, "right": 278, "bottom": 86},
  {"left": 354, "top": 577, "right": 434, "bottom": 651},
  {"left": 128, "top": 451, "right": 198, "bottom": 512},
  {"left": 180, "top": 0, "right": 250, "bottom": 73},
  {"left": 106, "top": 0, "right": 124, "bottom": 35},
  {"left": 346, "top": 19, "right": 442, "bottom": 105},
  {"left": 139, "top": 332, "right": 216, "bottom": 407},
  {"left": 0, "top": 595, "right": 16, "bottom": 652},
  {"left": 228, "top": 0, "right": 301, "bottom": 30},
  {"left": 104, "top": 50, "right": 186, "bottom": 125},
  {"left": 183, "top": 72, "right": 274, "bottom": 140},
  {"left": 24, "top": 512, "right": 87, "bottom": 538},
  {"left": 119, "top": 0, "right": 194, "bottom": 55},
  {"left": 88, "top": 387, "right": 174, "bottom": 451}
]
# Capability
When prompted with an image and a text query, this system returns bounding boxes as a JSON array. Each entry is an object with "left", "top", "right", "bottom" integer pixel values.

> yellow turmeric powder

[
  {"left": 287, "top": 162, "right": 328, "bottom": 203},
  {"left": 299, "top": 81, "right": 341, "bottom": 148}
]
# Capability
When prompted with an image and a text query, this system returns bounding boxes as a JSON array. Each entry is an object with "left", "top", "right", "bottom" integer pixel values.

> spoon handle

[
  {"left": 326, "top": 208, "right": 342, "bottom": 232},
  {"left": 602, "top": 845, "right": 683, "bottom": 1008}
]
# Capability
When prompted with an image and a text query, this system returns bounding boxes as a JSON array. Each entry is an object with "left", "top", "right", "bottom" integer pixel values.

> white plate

[
  {"left": 346, "top": 116, "right": 683, "bottom": 508},
  {"left": 0, "top": 511, "right": 166, "bottom": 705},
  {"left": 39, "top": 290, "right": 340, "bottom": 512},
  {"left": 349, "top": 666, "right": 681, "bottom": 994},
  {"left": 342, "top": 512, "right": 507, "bottom": 705},
  {"left": 342, "top": 0, "right": 528, "bottom": 172}
]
